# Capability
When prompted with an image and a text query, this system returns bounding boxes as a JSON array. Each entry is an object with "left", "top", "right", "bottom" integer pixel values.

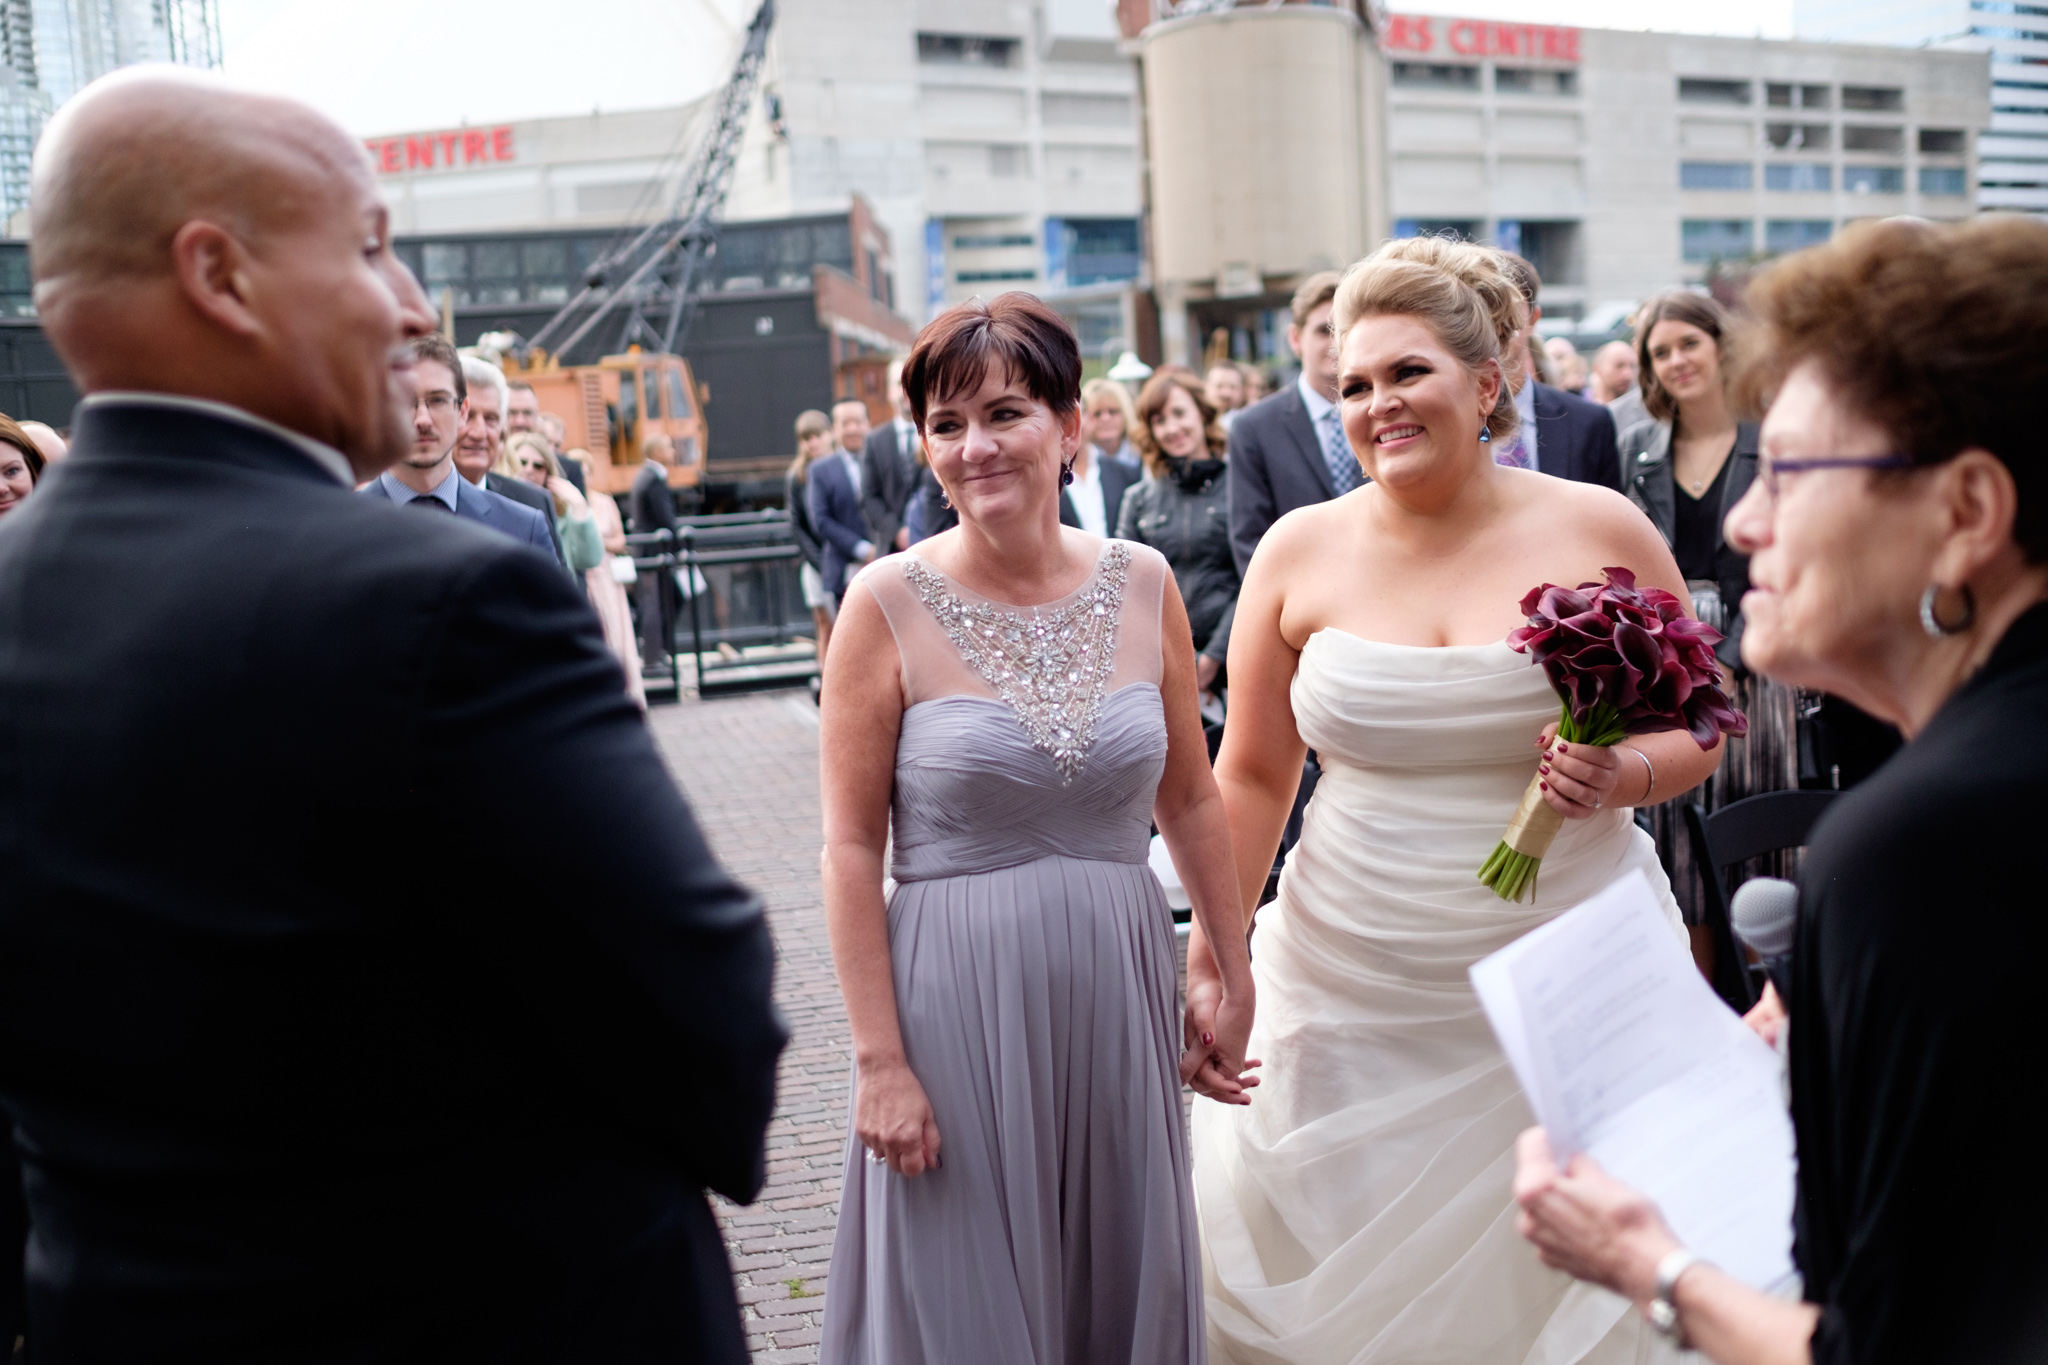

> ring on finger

[{"left": 867, "top": 1149, "right": 886, "bottom": 1165}]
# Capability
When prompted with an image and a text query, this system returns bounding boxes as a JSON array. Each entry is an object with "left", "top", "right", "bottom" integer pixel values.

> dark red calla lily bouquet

[{"left": 1478, "top": 568, "right": 1750, "bottom": 902}]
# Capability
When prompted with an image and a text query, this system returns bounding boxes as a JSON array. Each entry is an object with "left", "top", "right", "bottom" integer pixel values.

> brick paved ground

[
  {"left": 646, "top": 690, "right": 841, "bottom": 1364},
  {"left": 646, "top": 687, "right": 1193, "bottom": 1363}
]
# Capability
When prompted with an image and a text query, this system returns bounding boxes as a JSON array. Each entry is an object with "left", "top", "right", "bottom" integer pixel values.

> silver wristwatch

[{"left": 1647, "top": 1248, "right": 1705, "bottom": 1345}]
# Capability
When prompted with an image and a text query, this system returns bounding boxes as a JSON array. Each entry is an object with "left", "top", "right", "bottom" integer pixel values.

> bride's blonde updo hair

[{"left": 1329, "top": 236, "right": 1525, "bottom": 443}]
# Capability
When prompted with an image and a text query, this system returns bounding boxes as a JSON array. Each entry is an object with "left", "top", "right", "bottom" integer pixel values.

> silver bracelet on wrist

[
  {"left": 1625, "top": 746, "right": 1656, "bottom": 806},
  {"left": 1647, "top": 1248, "right": 1706, "bottom": 1346}
]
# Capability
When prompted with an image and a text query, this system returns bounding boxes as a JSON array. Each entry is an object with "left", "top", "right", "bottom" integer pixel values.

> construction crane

[{"left": 524, "top": 0, "right": 775, "bottom": 365}]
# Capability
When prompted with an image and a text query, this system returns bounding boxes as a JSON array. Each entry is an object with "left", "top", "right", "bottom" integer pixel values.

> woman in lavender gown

[{"left": 816, "top": 293, "right": 1259, "bottom": 1365}]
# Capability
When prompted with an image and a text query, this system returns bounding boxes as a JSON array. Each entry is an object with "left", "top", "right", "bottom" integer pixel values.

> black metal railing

[{"left": 625, "top": 510, "right": 817, "bottom": 696}]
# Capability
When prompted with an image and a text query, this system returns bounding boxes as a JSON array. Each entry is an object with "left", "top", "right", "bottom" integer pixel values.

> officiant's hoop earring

[
  {"left": 1920, "top": 582, "right": 1975, "bottom": 638},
  {"left": 940, "top": 487, "right": 953, "bottom": 511}
]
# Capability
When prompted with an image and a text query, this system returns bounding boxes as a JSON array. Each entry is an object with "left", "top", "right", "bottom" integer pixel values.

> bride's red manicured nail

[
  {"left": 1539, "top": 781, "right": 1549, "bottom": 791},
  {"left": 1557, "top": 744, "right": 1569, "bottom": 754}
]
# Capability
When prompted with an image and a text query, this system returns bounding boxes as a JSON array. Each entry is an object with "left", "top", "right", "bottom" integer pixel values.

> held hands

[
  {"left": 1181, "top": 969, "right": 1261, "bottom": 1105},
  {"left": 1534, "top": 724, "right": 1626, "bottom": 821},
  {"left": 1512, "top": 1127, "right": 1681, "bottom": 1306},
  {"left": 856, "top": 1059, "right": 943, "bottom": 1177}
]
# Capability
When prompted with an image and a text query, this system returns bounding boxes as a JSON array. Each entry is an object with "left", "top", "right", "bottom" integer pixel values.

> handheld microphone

[{"left": 1730, "top": 876, "right": 1799, "bottom": 1003}]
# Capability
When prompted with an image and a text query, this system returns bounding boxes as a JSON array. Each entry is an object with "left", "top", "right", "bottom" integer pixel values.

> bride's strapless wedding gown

[{"left": 1193, "top": 630, "right": 1688, "bottom": 1365}]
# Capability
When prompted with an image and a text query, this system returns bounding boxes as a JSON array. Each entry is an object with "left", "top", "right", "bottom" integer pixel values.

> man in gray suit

[
  {"left": 1226, "top": 271, "right": 1347, "bottom": 576},
  {"left": 859, "top": 360, "right": 919, "bottom": 553}
]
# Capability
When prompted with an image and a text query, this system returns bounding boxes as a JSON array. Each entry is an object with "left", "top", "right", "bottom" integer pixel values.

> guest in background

[
  {"left": 1589, "top": 338, "right": 1640, "bottom": 406},
  {"left": 1059, "top": 416, "right": 1142, "bottom": 539},
  {"left": 1545, "top": 336, "right": 1590, "bottom": 394},
  {"left": 459, "top": 355, "right": 566, "bottom": 568},
  {"left": 630, "top": 432, "right": 678, "bottom": 536},
  {"left": 905, "top": 438, "right": 948, "bottom": 545},
  {"left": 807, "top": 398, "right": 874, "bottom": 605},
  {"left": 1205, "top": 361, "right": 1246, "bottom": 430},
  {"left": 1225, "top": 270, "right": 1347, "bottom": 576},
  {"left": 787, "top": 409, "right": 838, "bottom": 658},
  {"left": 360, "top": 336, "right": 555, "bottom": 556},
  {"left": 1490, "top": 251, "right": 1621, "bottom": 488},
  {"left": 1618, "top": 291, "right": 1756, "bottom": 667},
  {"left": 569, "top": 445, "right": 645, "bottom": 710},
  {"left": 501, "top": 432, "right": 603, "bottom": 575},
  {"left": 860, "top": 361, "right": 919, "bottom": 553},
  {"left": 1081, "top": 375, "right": 1142, "bottom": 471},
  {"left": 1516, "top": 213, "right": 2048, "bottom": 1365},
  {"left": 507, "top": 379, "right": 583, "bottom": 495},
  {"left": 1238, "top": 360, "right": 1269, "bottom": 406},
  {"left": 1118, "top": 371, "right": 1236, "bottom": 707},
  {"left": 0, "top": 414, "right": 43, "bottom": 517}
]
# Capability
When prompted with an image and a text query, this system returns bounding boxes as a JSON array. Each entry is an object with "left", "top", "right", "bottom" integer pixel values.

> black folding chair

[{"left": 1684, "top": 789, "right": 1840, "bottom": 1013}]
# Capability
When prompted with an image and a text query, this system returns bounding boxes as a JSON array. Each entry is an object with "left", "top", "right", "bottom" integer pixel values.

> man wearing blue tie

[
  {"left": 806, "top": 398, "right": 876, "bottom": 603},
  {"left": 359, "top": 334, "right": 555, "bottom": 555}
]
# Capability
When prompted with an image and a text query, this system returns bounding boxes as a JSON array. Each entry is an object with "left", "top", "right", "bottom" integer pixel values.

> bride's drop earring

[{"left": 1479, "top": 429, "right": 1491, "bottom": 445}]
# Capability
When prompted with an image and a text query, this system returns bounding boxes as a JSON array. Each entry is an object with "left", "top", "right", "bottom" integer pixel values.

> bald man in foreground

[{"left": 0, "top": 71, "right": 784, "bottom": 1363}]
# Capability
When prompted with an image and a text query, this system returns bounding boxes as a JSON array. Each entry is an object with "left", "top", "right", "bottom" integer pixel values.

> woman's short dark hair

[
  {"left": 1633, "top": 290, "right": 1736, "bottom": 424},
  {"left": 1132, "top": 371, "right": 1227, "bottom": 477},
  {"left": 902, "top": 292, "right": 1081, "bottom": 430},
  {"left": 0, "top": 414, "right": 42, "bottom": 484},
  {"left": 1738, "top": 215, "right": 2048, "bottom": 562}
]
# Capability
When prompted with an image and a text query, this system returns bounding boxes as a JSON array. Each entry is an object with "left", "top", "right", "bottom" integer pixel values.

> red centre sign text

[
  {"left": 1383, "top": 13, "right": 1581, "bottom": 63},
  {"left": 363, "top": 124, "right": 517, "bottom": 176}
]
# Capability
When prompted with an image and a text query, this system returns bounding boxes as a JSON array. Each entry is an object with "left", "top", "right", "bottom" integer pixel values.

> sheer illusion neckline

[{"left": 902, "top": 538, "right": 1113, "bottom": 612}]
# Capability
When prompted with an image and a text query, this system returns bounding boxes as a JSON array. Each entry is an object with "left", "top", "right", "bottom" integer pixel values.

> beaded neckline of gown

[{"left": 899, "top": 541, "right": 1133, "bottom": 785}]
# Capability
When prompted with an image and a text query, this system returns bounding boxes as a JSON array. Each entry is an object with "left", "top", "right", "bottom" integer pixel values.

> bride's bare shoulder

[
  {"left": 1522, "top": 473, "right": 1666, "bottom": 554},
  {"left": 1250, "top": 491, "right": 1364, "bottom": 576}
]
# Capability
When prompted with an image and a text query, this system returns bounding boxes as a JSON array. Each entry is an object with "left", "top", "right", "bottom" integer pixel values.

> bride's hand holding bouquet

[{"left": 1478, "top": 568, "right": 1749, "bottom": 903}]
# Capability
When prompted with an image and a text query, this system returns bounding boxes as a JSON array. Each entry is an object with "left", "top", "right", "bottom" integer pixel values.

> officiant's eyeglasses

[{"left": 1759, "top": 454, "right": 1916, "bottom": 503}]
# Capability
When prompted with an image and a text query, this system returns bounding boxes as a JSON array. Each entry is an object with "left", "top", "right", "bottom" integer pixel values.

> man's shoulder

[
  {"left": 1534, "top": 382, "right": 1610, "bottom": 424},
  {"left": 1237, "top": 385, "right": 1304, "bottom": 429}
]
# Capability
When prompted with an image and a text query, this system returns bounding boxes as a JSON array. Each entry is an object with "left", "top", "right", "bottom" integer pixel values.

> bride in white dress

[{"left": 1185, "top": 238, "right": 1728, "bottom": 1363}]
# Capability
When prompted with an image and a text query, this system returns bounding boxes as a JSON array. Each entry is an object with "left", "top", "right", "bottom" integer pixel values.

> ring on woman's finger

[{"left": 867, "top": 1149, "right": 886, "bottom": 1166}]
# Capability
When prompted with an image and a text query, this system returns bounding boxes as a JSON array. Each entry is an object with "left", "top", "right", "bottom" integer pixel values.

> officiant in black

[{"left": 1512, "top": 217, "right": 2048, "bottom": 1365}]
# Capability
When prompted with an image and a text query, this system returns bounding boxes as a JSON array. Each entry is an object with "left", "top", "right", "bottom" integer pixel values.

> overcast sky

[{"left": 217, "top": 0, "right": 1795, "bottom": 138}]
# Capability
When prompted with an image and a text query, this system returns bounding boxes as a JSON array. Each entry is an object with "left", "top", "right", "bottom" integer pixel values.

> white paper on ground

[{"left": 1470, "top": 869, "right": 1798, "bottom": 1292}]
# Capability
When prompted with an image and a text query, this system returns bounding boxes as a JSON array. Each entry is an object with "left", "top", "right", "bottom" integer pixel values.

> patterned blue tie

[{"left": 1317, "top": 407, "right": 1362, "bottom": 494}]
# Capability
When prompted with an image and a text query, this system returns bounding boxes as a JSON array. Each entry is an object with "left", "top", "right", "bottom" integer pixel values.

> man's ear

[{"left": 169, "top": 220, "right": 263, "bottom": 340}]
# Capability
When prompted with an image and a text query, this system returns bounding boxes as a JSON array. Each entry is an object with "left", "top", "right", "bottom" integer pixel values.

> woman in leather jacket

[
  {"left": 1117, "top": 371, "right": 1236, "bottom": 702},
  {"left": 1617, "top": 291, "right": 1757, "bottom": 672}
]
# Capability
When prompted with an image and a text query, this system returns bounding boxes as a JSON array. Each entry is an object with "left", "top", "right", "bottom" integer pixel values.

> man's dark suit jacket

[
  {"left": 806, "top": 452, "right": 868, "bottom": 596},
  {"left": 0, "top": 402, "right": 786, "bottom": 1363},
  {"left": 358, "top": 469, "right": 554, "bottom": 560},
  {"left": 859, "top": 420, "right": 918, "bottom": 550},
  {"left": 484, "top": 469, "right": 567, "bottom": 568},
  {"left": 1063, "top": 454, "right": 1142, "bottom": 538},
  {"left": 629, "top": 460, "right": 678, "bottom": 537},
  {"left": 1529, "top": 382, "right": 1622, "bottom": 491},
  {"left": 1226, "top": 383, "right": 1335, "bottom": 576}
]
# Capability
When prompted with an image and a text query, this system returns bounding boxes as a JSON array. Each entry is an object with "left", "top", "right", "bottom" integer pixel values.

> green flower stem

[{"left": 1476, "top": 699, "right": 1627, "bottom": 902}]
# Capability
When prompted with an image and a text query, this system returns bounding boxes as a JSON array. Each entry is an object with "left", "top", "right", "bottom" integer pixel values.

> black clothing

[
  {"left": 1671, "top": 448, "right": 1733, "bottom": 581},
  {"left": 1620, "top": 418, "right": 1759, "bottom": 671},
  {"left": 1529, "top": 382, "right": 1623, "bottom": 490},
  {"left": 484, "top": 469, "right": 567, "bottom": 568},
  {"left": 0, "top": 402, "right": 786, "bottom": 1363},
  {"left": 1117, "top": 456, "right": 1237, "bottom": 664},
  {"left": 1225, "top": 384, "right": 1334, "bottom": 577},
  {"left": 785, "top": 462, "right": 826, "bottom": 574},
  {"left": 859, "top": 421, "right": 918, "bottom": 550},
  {"left": 1790, "top": 603, "right": 2048, "bottom": 1365},
  {"left": 1059, "top": 452, "right": 1142, "bottom": 538},
  {"left": 629, "top": 460, "right": 679, "bottom": 536}
]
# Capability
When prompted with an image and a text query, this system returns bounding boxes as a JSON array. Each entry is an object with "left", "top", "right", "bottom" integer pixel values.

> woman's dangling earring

[
  {"left": 1479, "top": 428, "right": 1491, "bottom": 445},
  {"left": 1920, "top": 582, "right": 1976, "bottom": 638},
  {"left": 1060, "top": 456, "right": 1076, "bottom": 487}
]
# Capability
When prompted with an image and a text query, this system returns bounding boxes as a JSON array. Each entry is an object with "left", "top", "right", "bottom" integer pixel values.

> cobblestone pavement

[{"left": 647, "top": 689, "right": 841, "bottom": 1364}]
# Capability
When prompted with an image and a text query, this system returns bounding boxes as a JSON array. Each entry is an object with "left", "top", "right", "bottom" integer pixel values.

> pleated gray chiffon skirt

[{"left": 820, "top": 853, "right": 1204, "bottom": 1365}]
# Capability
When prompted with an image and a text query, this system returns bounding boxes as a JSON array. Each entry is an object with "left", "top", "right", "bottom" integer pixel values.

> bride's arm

[
  {"left": 1183, "top": 536, "right": 1306, "bottom": 1047},
  {"left": 1154, "top": 580, "right": 1258, "bottom": 1103},
  {"left": 818, "top": 585, "right": 939, "bottom": 1176}
]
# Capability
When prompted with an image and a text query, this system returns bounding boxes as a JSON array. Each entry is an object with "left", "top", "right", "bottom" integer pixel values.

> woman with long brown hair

[{"left": 1115, "top": 370, "right": 1237, "bottom": 705}]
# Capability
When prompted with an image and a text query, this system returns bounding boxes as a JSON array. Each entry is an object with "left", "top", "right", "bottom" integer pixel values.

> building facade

[
  {"left": 1794, "top": 0, "right": 2043, "bottom": 215},
  {"left": 0, "top": 0, "right": 220, "bottom": 221},
  {"left": 363, "top": 0, "right": 1143, "bottom": 354},
  {"left": 1379, "top": 12, "right": 1988, "bottom": 325}
]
